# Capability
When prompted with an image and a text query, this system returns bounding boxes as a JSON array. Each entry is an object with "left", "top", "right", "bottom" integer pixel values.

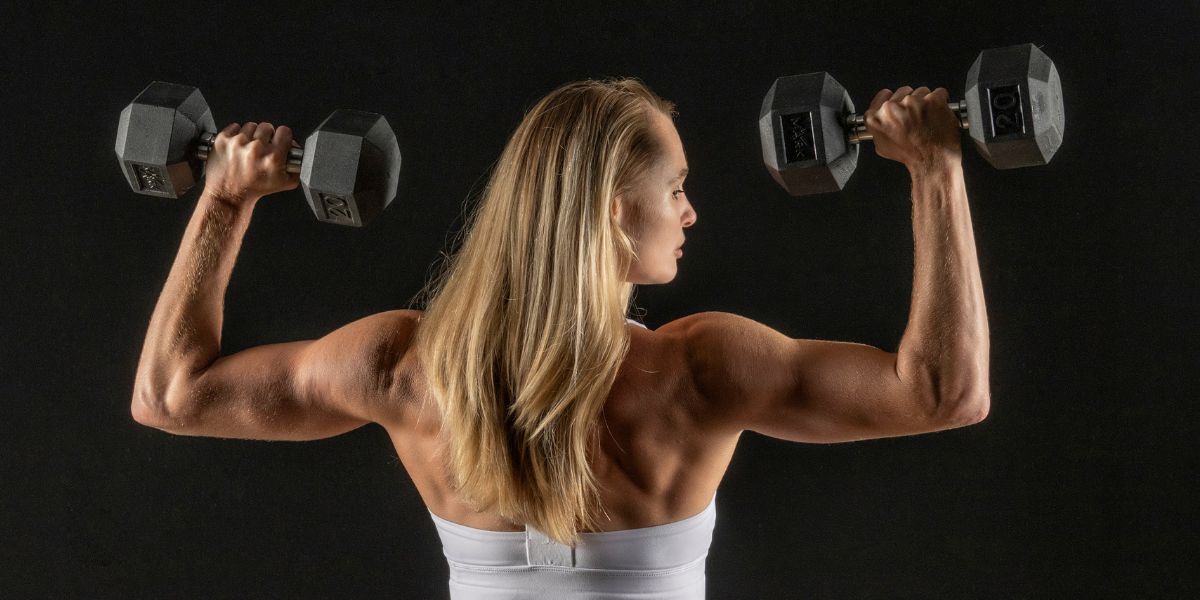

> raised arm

[
  {"left": 133, "top": 310, "right": 417, "bottom": 441},
  {"left": 673, "top": 86, "right": 989, "bottom": 443},
  {"left": 129, "top": 121, "right": 412, "bottom": 440}
]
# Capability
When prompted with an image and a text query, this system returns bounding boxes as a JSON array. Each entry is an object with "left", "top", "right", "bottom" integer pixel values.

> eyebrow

[{"left": 672, "top": 168, "right": 689, "bottom": 182}]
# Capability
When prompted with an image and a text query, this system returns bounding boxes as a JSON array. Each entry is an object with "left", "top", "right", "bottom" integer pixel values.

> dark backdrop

[{"left": 3, "top": 2, "right": 1196, "bottom": 598}]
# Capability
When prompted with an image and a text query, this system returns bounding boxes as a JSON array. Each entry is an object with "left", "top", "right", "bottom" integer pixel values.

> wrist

[
  {"left": 202, "top": 186, "right": 259, "bottom": 212},
  {"left": 906, "top": 151, "right": 963, "bottom": 178}
]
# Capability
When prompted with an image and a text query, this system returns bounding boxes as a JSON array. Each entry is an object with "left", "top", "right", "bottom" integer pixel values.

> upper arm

[
  {"left": 136, "top": 309, "right": 420, "bottom": 441},
  {"left": 665, "top": 311, "right": 979, "bottom": 444}
]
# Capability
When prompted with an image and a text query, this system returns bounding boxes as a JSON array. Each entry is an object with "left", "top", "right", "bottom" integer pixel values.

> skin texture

[{"left": 130, "top": 86, "right": 989, "bottom": 530}]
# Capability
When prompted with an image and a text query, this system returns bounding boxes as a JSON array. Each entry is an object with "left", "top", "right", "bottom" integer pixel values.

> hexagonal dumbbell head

[
  {"left": 759, "top": 72, "right": 859, "bottom": 196},
  {"left": 301, "top": 110, "right": 402, "bottom": 227},
  {"left": 964, "top": 43, "right": 1065, "bottom": 169},
  {"left": 115, "top": 82, "right": 215, "bottom": 198}
]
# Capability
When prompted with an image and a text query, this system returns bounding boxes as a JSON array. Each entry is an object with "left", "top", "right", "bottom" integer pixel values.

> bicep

[{"left": 677, "top": 311, "right": 952, "bottom": 444}]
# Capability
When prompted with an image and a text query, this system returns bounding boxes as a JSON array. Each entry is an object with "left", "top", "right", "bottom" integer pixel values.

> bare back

[
  {"left": 383, "top": 318, "right": 739, "bottom": 533},
  {"left": 135, "top": 302, "right": 982, "bottom": 535}
]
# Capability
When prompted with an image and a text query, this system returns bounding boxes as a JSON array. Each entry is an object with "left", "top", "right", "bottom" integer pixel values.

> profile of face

[{"left": 612, "top": 109, "right": 697, "bottom": 284}]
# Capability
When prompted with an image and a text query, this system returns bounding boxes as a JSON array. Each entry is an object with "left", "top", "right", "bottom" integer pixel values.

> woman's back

[
  {"left": 387, "top": 316, "right": 740, "bottom": 535},
  {"left": 384, "top": 316, "right": 737, "bottom": 598}
]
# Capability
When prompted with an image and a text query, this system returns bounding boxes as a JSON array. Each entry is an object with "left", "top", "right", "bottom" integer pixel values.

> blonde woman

[{"left": 132, "top": 78, "right": 988, "bottom": 599}]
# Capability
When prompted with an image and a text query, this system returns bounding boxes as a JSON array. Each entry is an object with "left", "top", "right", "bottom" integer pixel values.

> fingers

[
  {"left": 221, "top": 121, "right": 295, "bottom": 150},
  {"left": 215, "top": 122, "right": 241, "bottom": 148},
  {"left": 272, "top": 126, "right": 298, "bottom": 183},
  {"left": 867, "top": 88, "right": 893, "bottom": 113},
  {"left": 868, "top": 86, "right": 914, "bottom": 123},
  {"left": 890, "top": 85, "right": 915, "bottom": 103},
  {"left": 237, "top": 122, "right": 259, "bottom": 141},
  {"left": 214, "top": 121, "right": 296, "bottom": 180},
  {"left": 870, "top": 85, "right": 943, "bottom": 113},
  {"left": 274, "top": 125, "right": 295, "bottom": 149},
  {"left": 252, "top": 122, "right": 275, "bottom": 144}
]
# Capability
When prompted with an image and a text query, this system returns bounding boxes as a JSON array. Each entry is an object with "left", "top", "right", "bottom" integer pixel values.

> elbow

[
  {"left": 131, "top": 368, "right": 201, "bottom": 430},
  {"left": 131, "top": 387, "right": 172, "bottom": 429},
  {"left": 937, "top": 383, "right": 991, "bottom": 428},
  {"left": 918, "top": 354, "right": 990, "bottom": 429},
  {"left": 131, "top": 385, "right": 162, "bottom": 425},
  {"left": 130, "top": 387, "right": 192, "bottom": 432},
  {"left": 902, "top": 351, "right": 990, "bottom": 430}
]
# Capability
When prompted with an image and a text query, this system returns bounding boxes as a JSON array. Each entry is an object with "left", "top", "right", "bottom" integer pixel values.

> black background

[{"left": 3, "top": 2, "right": 1197, "bottom": 598}]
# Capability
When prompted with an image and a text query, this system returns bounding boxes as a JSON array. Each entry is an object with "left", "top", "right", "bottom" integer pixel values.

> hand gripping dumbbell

[
  {"left": 758, "top": 43, "right": 1065, "bottom": 196},
  {"left": 115, "top": 81, "right": 402, "bottom": 227}
]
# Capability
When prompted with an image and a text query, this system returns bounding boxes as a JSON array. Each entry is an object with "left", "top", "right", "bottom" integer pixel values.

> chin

[
  {"left": 627, "top": 268, "right": 675, "bottom": 285},
  {"left": 652, "top": 265, "right": 678, "bottom": 284},
  {"left": 626, "top": 255, "right": 679, "bottom": 284}
]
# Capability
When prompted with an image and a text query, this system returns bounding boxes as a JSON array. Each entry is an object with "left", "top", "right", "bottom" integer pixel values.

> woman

[{"left": 133, "top": 77, "right": 988, "bottom": 599}]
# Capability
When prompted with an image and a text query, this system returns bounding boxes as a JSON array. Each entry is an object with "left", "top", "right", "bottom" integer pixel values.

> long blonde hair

[{"left": 410, "top": 78, "right": 676, "bottom": 547}]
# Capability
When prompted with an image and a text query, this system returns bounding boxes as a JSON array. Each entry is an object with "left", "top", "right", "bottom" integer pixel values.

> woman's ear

[{"left": 610, "top": 194, "right": 624, "bottom": 224}]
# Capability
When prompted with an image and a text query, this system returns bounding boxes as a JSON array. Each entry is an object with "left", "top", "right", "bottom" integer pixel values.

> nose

[{"left": 682, "top": 200, "right": 697, "bottom": 228}]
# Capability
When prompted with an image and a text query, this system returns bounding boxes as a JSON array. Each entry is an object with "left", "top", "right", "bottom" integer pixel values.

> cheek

[
  {"left": 624, "top": 204, "right": 654, "bottom": 241},
  {"left": 622, "top": 194, "right": 674, "bottom": 251},
  {"left": 654, "top": 206, "right": 678, "bottom": 242}
]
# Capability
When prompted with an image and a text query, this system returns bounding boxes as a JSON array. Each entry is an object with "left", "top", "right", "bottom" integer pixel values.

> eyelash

[{"left": 672, "top": 188, "right": 685, "bottom": 197}]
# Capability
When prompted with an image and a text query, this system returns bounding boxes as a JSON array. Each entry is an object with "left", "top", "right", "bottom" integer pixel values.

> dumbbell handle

[
  {"left": 845, "top": 101, "right": 968, "bottom": 144},
  {"left": 195, "top": 131, "right": 305, "bottom": 174}
]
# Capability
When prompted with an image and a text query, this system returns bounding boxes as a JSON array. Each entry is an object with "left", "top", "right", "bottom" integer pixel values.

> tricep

[{"left": 666, "top": 311, "right": 983, "bottom": 444}]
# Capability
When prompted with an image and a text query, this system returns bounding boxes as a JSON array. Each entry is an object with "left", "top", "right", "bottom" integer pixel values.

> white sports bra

[
  {"left": 427, "top": 317, "right": 717, "bottom": 599},
  {"left": 429, "top": 493, "right": 716, "bottom": 599}
]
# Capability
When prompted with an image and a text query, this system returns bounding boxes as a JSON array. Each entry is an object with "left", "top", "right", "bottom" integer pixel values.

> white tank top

[{"left": 427, "top": 317, "right": 718, "bottom": 599}]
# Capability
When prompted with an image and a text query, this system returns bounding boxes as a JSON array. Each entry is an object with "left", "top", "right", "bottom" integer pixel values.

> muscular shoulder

[
  {"left": 653, "top": 311, "right": 752, "bottom": 435},
  {"left": 358, "top": 308, "right": 422, "bottom": 344},
  {"left": 329, "top": 309, "right": 424, "bottom": 420},
  {"left": 337, "top": 309, "right": 422, "bottom": 369},
  {"left": 656, "top": 311, "right": 751, "bottom": 371},
  {"left": 658, "top": 310, "right": 816, "bottom": 438}
]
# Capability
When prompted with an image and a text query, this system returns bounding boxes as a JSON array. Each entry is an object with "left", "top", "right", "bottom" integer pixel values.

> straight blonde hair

[{"left": 411, "top": 78, "right": 676, "bottom": 547}]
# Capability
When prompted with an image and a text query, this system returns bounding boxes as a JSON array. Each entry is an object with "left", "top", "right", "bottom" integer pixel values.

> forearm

[
  {"left": 131, "top": 191, "right": 256, "bottom": 418},
  {"left": 896, "top": 159, "right": 991, "bottom": 418}
]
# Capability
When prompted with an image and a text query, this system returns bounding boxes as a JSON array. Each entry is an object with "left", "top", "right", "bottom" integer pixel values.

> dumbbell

[
  {"left": 115, "top": 81, "right": 401, "bottom": 227},
  {"left": 759, "top": 42, "right": 1065, "bottom": 196}
]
